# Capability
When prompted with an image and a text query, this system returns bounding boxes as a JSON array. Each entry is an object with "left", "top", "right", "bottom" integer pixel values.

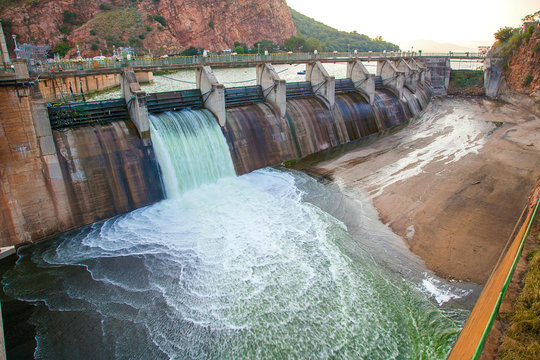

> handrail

[
  {"left": 30, "top": 52, "right": 488, "bottom": 73},
  {"left": 448, "top": 196, "right": 540, "bottom": 359},
  {"left": 471, "top": 197, "right": 540, "bottom": 359}
]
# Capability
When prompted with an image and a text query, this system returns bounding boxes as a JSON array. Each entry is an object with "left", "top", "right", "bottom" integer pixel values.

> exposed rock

[
  {"left": 504, "top": 31, "right": 540, "bottom": 97},
  {"left": 1, "top": 0, "right": 297, "bottom": 57}
]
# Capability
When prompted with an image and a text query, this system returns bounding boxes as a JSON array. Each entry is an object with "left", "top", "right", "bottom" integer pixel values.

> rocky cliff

[
  {"left": 0, "top": 0, "right": 297, "bottom": 57},
  {"left": 504, "top": 30, "right": 540, "bottom": 97}
]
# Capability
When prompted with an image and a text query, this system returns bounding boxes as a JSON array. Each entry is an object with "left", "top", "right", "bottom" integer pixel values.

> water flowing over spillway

[{"left": 2, "top": 109, "right": 476, "bottom": 359}]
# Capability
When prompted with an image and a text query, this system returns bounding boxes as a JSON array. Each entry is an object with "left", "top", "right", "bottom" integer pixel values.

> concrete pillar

[
  {"left": 346, "top": 60, "right": 375, "bottom": 105},
  {"left": 0, "top": 301, "right": 5, "bottom": 360},
  {"left": 484, "top": 58, "right": 502, "bottom": 98},
  {"left": 135, "top": 71, "right": 154, "bottom": 84},
  {"left": 376, "top": 60, "right": 404, "bottom": 99},
  {"left": 121, "top": 69, "right": 150, "bottom": 140},
  {"left": 393, "top": 58, "right": 418, "bottom": 92},
  {"left": 307, "top": 61, "right": 335, "bottom": 107},
  {"left": 12, "top": 59, "right": 28, "bottom": 79},
  {"left": 196, "top": 66, "right": 226, "bottom": 127},
  {"left": 0, "top": 21, "right": 10, "bottom": 66},
  {"left": 256, "top": 63, "right": 286, "bottom": 118},
  {"left": 405, "top": 58, "right": 426, "bottom": 85}
]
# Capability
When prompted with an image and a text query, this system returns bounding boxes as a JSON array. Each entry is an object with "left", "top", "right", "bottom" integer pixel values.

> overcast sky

[{"left": 286, "top": 0, "right": 539, "bottom": 44}]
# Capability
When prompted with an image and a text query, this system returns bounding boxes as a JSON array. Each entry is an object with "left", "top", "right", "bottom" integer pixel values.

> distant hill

[
  {"left": 397, "top": 40, "right": 489, "bottom": 53},
  {"left": 289, "top": 8, "right": 400, "bottom": 52}
]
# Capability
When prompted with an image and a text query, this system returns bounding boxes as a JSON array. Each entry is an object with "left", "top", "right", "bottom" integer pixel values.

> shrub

[
  {"left": 89, "top": 29, "right": 96, "bottom": 36},
  {"left": 180, "top": 46, "right": 199, "bottom": 56},
  {"left": 99, "top": 4, "right": 112, "bottom": 11},
  {"left": 63, "top": 10, "right": 78, "bottom": 25},
  {"left": 153, "top": 15, "right": 167, "bottom": 27},
  {"left": 533, "top": 43, "right": 540, "bottom": 53},
  {"left": 146, "top": 25, "right": 152, "bottom": 32},
  {"left": 522, "top": 74, "right": 534, "bottom": 87},
  {"left": 58, "top": 25, "right": 71, "bottom": 35},
  {"left": 208, "top": 20, "right": 214, "bottom": 29},
  {"left": 500, "top": 32, "right": 523, "bottom": 61},
  {"left": 52, "top": 40, "right": 70, "bottom": 57},
  {"left": 524, "top": 26, "right": 535, "bottom": 43},
  {"left": 138, "top": 34, "right": 145, "bottom": 39},
  {"left": 495, "top": 27, "right": 516, "bottom": 43},
  {"left": 90, "top": 43, "right": 98, "bottom": 51}
]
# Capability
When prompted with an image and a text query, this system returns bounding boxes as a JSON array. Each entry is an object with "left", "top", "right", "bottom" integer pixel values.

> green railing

[
  {"left": 33, "top": 52, "right": 488, "bottom": 73},
  {"left": 472, "top": 198, "right": 540, "bottom": 359}
]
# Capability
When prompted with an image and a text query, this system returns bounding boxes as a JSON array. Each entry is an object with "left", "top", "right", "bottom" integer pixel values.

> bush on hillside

[
  {"left": 522, "top": 74, "right": 534, "bottom": 87},
  {"left": 52, "top": 40, "right": 70, "bottom": 57},
  {"left": 495, "top": 27, "right": 517, "bottom": 43}
]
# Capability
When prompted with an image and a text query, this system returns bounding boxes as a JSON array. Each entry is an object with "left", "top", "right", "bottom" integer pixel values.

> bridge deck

[{"left": 32, "top": 52, "right": 487, "bottom": 79}]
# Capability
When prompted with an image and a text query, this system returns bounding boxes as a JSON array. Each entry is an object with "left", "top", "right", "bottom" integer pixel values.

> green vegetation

[
  {"left": 153, "top": 15, "right": 167, "bottom": 27},
  {"left": 499, "top": 233, "right": 540, "bottom": 360},
  {"left": 52, "top": 39, "right": 70, "bottom": 57},
  {"left": 288, "top": 8, "right": 399, "bottom": 52},
  {"left": 522, "top": 74, "right": 534, "bottom": 87},
  {"left": 495, "top": 27, "right": 516, "bottom": 43},
  {"left": 208, "top": 20, "right": 214, "bottom": 29},
  {"left": 253, "top": 39, "right": 279, "bottom": 53},
  {"left": 82, "top": 9, "right": 143, "bottom": 51},
  {"left": 89, "top": 29, "right": 96, "bottom": 36},
  {"left": 449, "top": 70, "right": 484, "bottom": 88},
  {"left": 99, "top": 3, "right": 112, "bottom": 11},
  {"left": 180, "top": 46, "right": 200, "bottom": 56}
]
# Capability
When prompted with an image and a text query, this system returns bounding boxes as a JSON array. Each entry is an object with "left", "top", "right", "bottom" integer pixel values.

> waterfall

[{"left": 149, "top": 109, "right": 236, "bottom": 198}]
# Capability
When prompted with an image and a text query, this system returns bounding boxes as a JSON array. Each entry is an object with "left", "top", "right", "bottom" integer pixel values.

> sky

[{"left": 286, "top": 0, "right": 539, "bottom": 45}]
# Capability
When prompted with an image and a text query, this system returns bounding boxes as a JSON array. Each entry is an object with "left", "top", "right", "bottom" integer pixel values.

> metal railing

[{"left": 31, "top": 52, "right": 488, "bottom": 73}]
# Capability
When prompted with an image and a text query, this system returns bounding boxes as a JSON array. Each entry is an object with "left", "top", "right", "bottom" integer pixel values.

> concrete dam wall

[{"left": 0, "top": 59, "right": 437, "bottom": 247}]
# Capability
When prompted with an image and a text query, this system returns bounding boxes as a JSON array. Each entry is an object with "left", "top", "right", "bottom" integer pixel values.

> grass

[
  {"left": 449, "top": 70, "right": 484, "bottom": 88},
  {"left": 498, "top": 225, "right": 540, "bottom": 360}
]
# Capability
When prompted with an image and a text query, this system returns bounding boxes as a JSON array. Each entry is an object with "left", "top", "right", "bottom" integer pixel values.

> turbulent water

[{"left": 2, "top": 109, "right": 477, "bottom": 359}]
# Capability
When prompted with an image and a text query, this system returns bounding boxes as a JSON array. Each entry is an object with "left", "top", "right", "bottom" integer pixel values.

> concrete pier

[
  {"left": 121, "top": 69, "right": 151, "bottom": 140},
  {"left": 256, "top": 63, "right": 286, "bottom": 117},
  {"left": 377, "top": 60, "right": 405, "bottom": 99},
  {"left": 197, "top": 66, "right": 226, "bottom": 126},
  {"left": 307, "top": 61, "right": 335, "bottom": 107},
  {"left": 347, "top": 60, "right": 375, "bottom": 105}
]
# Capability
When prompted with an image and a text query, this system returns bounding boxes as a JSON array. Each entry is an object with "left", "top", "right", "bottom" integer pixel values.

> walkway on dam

[
  {"left": 448, "top": 196, "right": 540, "bottom": 359},
  {"left": 33, "top": 51, "right": 487, "bottom": 75}
]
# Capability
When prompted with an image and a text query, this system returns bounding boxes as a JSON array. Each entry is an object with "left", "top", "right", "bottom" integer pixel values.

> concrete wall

[
  {"left": 0, "top": 83, "right": 71, "bottom": 246},
  {"left": 38, "top": 71, "right": 153, "bottom": 103},
  {"left": 418, "top": 57, "right": 450, "bottom": 95}
]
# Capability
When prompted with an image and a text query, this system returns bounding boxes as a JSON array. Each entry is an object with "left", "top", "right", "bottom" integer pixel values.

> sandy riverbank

[{"left": 307, "top": 97, "right": 540, "bottom": 284}]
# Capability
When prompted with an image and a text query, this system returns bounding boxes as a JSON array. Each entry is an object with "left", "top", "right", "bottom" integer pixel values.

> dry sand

[{"left": 308, "top": 97, "right": 540, "bottom": 284}]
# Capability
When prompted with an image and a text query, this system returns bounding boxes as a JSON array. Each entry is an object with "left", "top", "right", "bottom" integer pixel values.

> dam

[{"left": 1, "top": 53, "right": 536, "bottom": 359}]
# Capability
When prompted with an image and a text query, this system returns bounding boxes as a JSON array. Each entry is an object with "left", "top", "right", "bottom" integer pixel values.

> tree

[
  {"left": 305, "top": 37, "right": 322, "bottom": 52},
  {"left": 52, "top": 40, "right": 70, "bottom": 58},
  {"left": 234, "top": 45, "right": 245, "bottom": 54},
  {"left": 180, "top": 46, "right": 199, "bottom": 56},
  {"left": 522, "top": 11, "right": 540, "bottom": 22},
  {"left": 284, "top": 35, "right": 306, "bottom": 51},
  {"left": 494, "top": 27, "right": 517, "bottom": 43}
]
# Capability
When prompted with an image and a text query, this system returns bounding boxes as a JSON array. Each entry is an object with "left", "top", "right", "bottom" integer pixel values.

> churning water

[{"left": 2, "top": 110, "right": 477, "bottom": 359}]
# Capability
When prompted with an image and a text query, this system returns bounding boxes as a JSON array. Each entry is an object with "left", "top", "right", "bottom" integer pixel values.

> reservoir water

[{"left": 1, "top": 108, "right": 479, "bottom": 359}]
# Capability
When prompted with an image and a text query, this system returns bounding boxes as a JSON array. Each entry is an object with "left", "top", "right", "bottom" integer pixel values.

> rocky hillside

[
  {"left": 504, "top": 30, "right": 540, "bottom": 97},
  {"left": 0, "top": 0, "right": 297, "bottom": 57}
]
